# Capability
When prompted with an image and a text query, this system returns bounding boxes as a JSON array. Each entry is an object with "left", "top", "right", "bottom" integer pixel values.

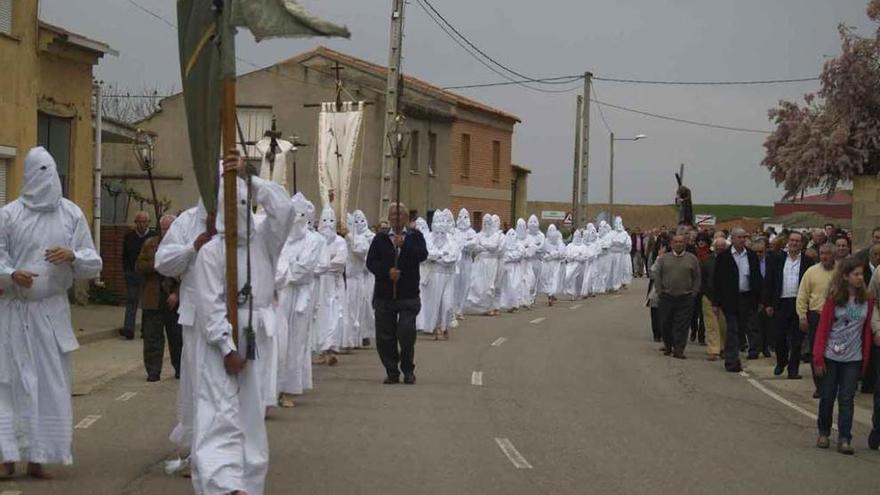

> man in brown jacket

[{"left": 136, "top": 214, "right": 182, "bottom": 382}]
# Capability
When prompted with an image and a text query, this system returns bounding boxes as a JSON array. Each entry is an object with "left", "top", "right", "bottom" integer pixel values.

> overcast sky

[{"left": 39, "top": 0, "right": 876, "bottom": 205}]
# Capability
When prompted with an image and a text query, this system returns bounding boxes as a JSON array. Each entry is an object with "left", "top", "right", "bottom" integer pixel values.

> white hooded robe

[{"left": 0, "top": 147, "right": 102, "bottom": 465}]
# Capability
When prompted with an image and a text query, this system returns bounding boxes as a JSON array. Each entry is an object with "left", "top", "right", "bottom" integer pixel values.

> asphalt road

[{"left": 3, "top": 278, "right": 879, "bottom": 495}]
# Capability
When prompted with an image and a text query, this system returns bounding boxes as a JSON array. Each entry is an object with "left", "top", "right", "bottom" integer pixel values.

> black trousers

[
  {"left": 649, "top": 307, "right": 661, "bottom": 341},
  {"left": 690, "top": 295, "right": 705, "bottom": 343},
  {"left": 756, "top": 309, "right": 774, "bottom": 355},
  {"left": 807, "top": 310, "right": 821, "bottom": 393},
  {"left": 722, "top": 291, "right": 757, "bottom": 369},
  {"left": 774, "top": 298, "right": 803, "bottom": 377},
  {"left": 142, "top": 308, "right": 182, "bottom": 379},
  {"left": 659, "top": 294, "right": 694, "bottom": 354},
  {"left": 374, "top": 298, "right": 421, "bottom": 377}
]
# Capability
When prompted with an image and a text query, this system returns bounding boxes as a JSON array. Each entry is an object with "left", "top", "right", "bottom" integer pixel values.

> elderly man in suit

[
  {"left": 712, "top": 228, "right": 762, "bottom": 372},
  {"left": 763, "top": 231, "right": 814, "bottom": 379}
]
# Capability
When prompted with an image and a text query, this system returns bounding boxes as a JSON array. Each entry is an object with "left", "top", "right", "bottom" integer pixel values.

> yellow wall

[{"left": 0, "top": 0, "right": 100, "bottom": 222}]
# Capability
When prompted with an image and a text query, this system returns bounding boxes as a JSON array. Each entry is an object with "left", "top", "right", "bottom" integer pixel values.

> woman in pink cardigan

[{"left": 813, "top": 257, "right": 875, "bottom": 455}]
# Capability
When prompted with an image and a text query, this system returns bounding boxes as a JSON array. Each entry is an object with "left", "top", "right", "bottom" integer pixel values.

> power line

[
  {"left": 589, "top": 80, "right": 613, "bottom": 134},
  {"left": 414, "top": 0, "right": 580, "bottom": 94},
  {"left": 416, "top": 0, "right": 581, "bottom": 91},
  {"left": 126, "top": 0, "right": 175, "bottom": 30},
  {"left": 592, "top": 97, "right": 771, "bottom": 134},
  {"left": 593, "top": 75, "right": 819, "bottom": 86}
]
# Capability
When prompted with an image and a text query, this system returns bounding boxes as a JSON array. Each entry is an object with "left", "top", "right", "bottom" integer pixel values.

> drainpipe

[{"left": 93, "top": 81, "right": 104, "bottom": 285}]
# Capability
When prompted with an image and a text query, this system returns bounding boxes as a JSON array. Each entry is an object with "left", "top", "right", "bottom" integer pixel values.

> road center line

[
  {"left": 115, "top": 392, "right": 138, "bottom": 402},
  {"left": 472, "top": 371, "right": 483, "bottom": 386},
  {"left": 75, "top": 414, "right": 102, "bottom": 430},
  {"left": 744, "top": 377, "right": 838, "bottom": 430},
  {"left": 490, "top": 337, "right": 507, "bottom": 347},
  {"left": 530, "top": 317, "right": 545, "bottom": 324},
  {"left": 494, "top": 437, "right": 533, "bottom": 469},
  {"left": 569, "top": 304, "right": 582, "bottom": 310}
]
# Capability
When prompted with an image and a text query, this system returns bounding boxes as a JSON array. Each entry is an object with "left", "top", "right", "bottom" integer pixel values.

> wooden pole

[{"left": 222, "top": 77, "right": 239, "bottom": 345}]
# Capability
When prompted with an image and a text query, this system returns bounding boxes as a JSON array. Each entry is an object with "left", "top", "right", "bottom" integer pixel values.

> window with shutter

[
  {"left": 0, "top": 0, "right": 12, "bottom": 36},
  {"left": 0, "top": 158, "right": 8, "bottom": 206}
]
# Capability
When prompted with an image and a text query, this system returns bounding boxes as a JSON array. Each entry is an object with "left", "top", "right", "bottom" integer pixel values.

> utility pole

[
  {"left": 579, "top": 72, "right": 592, "bottom": 226},
  {"left": 609, "top": 131, "right": 615, "bottom": 218},
  {"left": 380, "top": 0, "right": 407, "bottom": 219},
  {"left": 570, "top": 95, "right": 583, "bottom": 230}
]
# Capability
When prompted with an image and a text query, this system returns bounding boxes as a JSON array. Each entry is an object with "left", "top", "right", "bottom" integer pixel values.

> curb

[{"left": 75, "top": 324, "right": 141, "bottom": 346}]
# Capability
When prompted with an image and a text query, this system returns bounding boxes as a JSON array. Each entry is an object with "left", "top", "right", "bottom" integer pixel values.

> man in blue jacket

[{"left": 367, "top": 203, "right": 428, "bottom": 385}]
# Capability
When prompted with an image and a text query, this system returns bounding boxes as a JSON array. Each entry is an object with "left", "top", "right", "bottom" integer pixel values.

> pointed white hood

[
  {"left": 457, "top": 208, "right": 472, "bottom": 231},
  {"left": 289, "top": 192, "right": 312, "bottom": 241},
  {"left": 546, "top": 224, "right": 562, "bottom": 246},
  {"left": 21, "top": 146, "right": 63, "bottom": 212},
  {"left": 318, "top": 206, "right": 337, "bottom": 241},
  {"left": 216, "top": 176, "right": 253, "bottom": 243},
  {"left": 527, "top": 215, "right": 541, "bottom": 235},
  {"left": 515, "top": 218, "right": 527, "bottom": 241}
]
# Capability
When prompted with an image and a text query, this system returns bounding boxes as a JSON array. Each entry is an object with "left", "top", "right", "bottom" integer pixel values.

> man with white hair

[
  {"left": 367, "top": 203, "right": 428, "bottom": 384},
  {"left": 122, "top": 210, "right": 155, "bottom": 339},
  {"left": 0, "top": 147, "right": 102, "bottom": 478}
]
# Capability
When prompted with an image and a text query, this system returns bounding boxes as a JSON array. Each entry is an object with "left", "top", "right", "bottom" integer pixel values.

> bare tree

[{"left": 97, "top": 82, "right": 174, "bottom": 124}]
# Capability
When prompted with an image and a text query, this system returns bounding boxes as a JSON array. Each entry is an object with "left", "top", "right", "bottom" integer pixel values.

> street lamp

[
  {"left": 609, "top": 132, "right": 647, "bottom": 217},
  {"left": 132, "top": 129, "right": 161, "bottom": 230}
]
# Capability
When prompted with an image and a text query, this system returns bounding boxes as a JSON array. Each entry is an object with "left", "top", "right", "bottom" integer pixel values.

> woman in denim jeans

[{"left": 813, "top": 257, "right": 875, "bottom": 454}]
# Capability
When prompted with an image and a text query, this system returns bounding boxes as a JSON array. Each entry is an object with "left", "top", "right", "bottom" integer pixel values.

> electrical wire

[
  {"left": 591, "top": 97, "right": 771, "bottom": 134},
  {"left": 589, "top": 80, "right": 614, "bottom": 134},
  {"left": 592, "top": 75, "right": 819, "bottom": 86},
  {"left": 414, "top": 0, "right": 580, "bottom": 94}
]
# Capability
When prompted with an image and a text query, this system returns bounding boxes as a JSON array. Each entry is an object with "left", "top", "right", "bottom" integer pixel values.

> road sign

[
  {"left": 541, "top": 210, "right": 566, "bottom": 220},
  {"left": 695, "top": 214, "right": 716, "bottom": 226},
  {"left": 563, "top": 212, "right": 573, "bottom": 226}
]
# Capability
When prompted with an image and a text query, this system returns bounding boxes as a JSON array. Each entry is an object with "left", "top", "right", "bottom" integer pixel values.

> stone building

[
  {"left": 0, "top": 0, "right": 114, "bottom": 220},
  {"left": 132, "top": 46, "right": 524, "bottom": 226}
]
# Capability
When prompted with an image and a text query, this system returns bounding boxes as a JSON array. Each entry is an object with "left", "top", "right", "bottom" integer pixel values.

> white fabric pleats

[{"left": 317, "top": 101, "right": 364, "bottom": 219}]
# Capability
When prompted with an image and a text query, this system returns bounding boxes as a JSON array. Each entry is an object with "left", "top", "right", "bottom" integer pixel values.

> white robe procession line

[
  {"left": 0, "top": 147, "right": 102, "bottom": 466},
  {"left": 414, "top": 217, "right": 434, "bottom": 332},
  {"left": 594, "top": 221, "right": 613, "bottom": 294},
  {"left": 276, "top": 193, "right": 322, "bottom": 396},
  {"left": 190, "top": 175, "right": 293, "bottom": 495},
  {"left": 453, "top": 209, "right": 477, "bottom": 318},
  {"left": 615, "top": 216, "right": 634, "bottom": 287},
  {"left": 464, "top": 214, "right": 504, "bottom": 314},
  {"left": 563, "top": 230, "right": 586, "bottom": 299},
  {"left": 155, "top": 202, "right": 207, "bottom": 450},
  {"left": 314, "top": 208, "right": 348, "bottom": 353},
  {"left": 490, "top": 215, "right": 504, "bottom": 312},
  {"left": 513, "top": 219, "right": 532, "bottom": 308},
  {"left": 524, "top": 215, "right": 545, "bottom": 306},
  {"left": 580, "top": 225, "right": 601, "bottom": 297},
  {"left": 609, "top": 216, "right": 629, "bottom": 291},
  {"left": 417, "top": 209, "right": 461, "bottom": 333},
  {"left": 539, "top": 225, "right": 565, "bottom": 298},
  {"left": 344, "top": 210, "right": 375, "bottom": 347},
  {"left": 500, "top": 229, "right": 526, "bottom": 310}
]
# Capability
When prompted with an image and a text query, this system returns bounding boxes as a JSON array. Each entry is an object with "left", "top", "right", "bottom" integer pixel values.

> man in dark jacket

[
  {"left": 712, "top": 228, "right": 763, "bottom": 372},
  {"left": 122, "top": 211, "right": 156, "bottom": 339},
  {"left": 367, "top": 204, "right": 428, "bottom": 385},
  {"left": 763, "top": 231, "right": 814, "bottom": 379}
]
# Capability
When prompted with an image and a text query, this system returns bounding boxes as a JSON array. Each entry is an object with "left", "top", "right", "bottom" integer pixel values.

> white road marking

[
  {"left": 569, "top": 304, "right": 582, "bottom": 310},
  {"left": 494, "top": 437, "right": 533, "bottom": 469},
  {"left": 472, "top": 371, "right": 483, "bottom": 386},
  {"left": 1, "top": 490, "right": 23, "bottom": 495},
  {"left": 530, "top": 317, "right": 546, "bottom": 324},
  {"left": 739, "top": 371, "right": 750, "bottom": 378},
  {"left": 74, "top": 414, "right": 102, "bottom": 430},
  {"left": 115, "top": 391, "right": 138, "bottom": 402},
  {"left": 744, "top": 378, "right": 836, "bottom": 430},
  {"left": 490, "top": 337, "right": 507, "bottom": 347}
]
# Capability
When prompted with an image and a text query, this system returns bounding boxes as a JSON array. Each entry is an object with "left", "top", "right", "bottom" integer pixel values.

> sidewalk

[
  {"left": 734, "top": 352, "right": 875, "bottom": 428},
  {"left": 71, "top": 303, "right": 133, "bottom": 344},
  {"left": 70, "top": 304, "right": 145, "bottom": 395}
]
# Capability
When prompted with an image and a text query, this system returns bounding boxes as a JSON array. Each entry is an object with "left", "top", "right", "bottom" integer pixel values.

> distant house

[
  {"left": 773, "top": 190, "right": 852, "bottom": 221},
  {"left": 138, "top": 46, "right": 524, "bottom": 225},
  {"left": 0, "top": 1, "right": 115, "bottom": 219}
]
